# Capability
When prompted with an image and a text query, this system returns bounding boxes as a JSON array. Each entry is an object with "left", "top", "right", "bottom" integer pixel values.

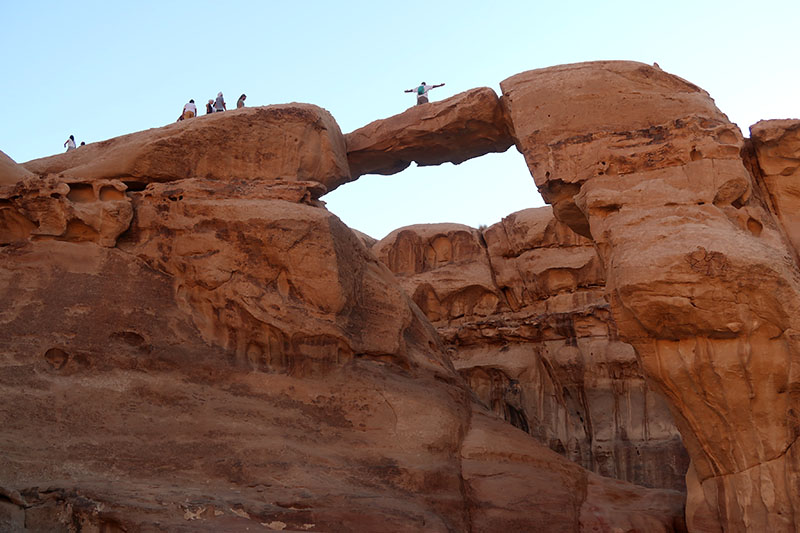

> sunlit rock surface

[
  {"left": 22, "top": 104, "right": 350, "bottom": 195},
  {"left": 345, "top": 87, "right": 513, "bottom": 179},
  {"left": 0, "top": 97, "right": 684, "bottom": 531},
  {"left": 501, "top": 60, "right": 800, "bottom": 532}
]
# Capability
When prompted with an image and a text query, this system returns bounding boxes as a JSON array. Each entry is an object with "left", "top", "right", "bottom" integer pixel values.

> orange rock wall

[
  {"left": 0, "top": 99, "right": 685, "bottom": 531},
  {"left": 373, "top": 209, "right": 689, "bottom": 492},
  {"left": 500, "top": 61, "right": 800, "bottom": 532}
]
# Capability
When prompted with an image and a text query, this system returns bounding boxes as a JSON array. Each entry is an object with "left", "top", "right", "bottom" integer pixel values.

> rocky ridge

[
  {"left": 1, "top": 93, "right": 683, "bottom": 532},
  {"left": 2, "top": 60, "right": 799, "bottom": 532}
]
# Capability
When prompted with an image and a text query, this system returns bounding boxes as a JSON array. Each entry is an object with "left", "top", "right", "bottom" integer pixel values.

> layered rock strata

[
  {"left": 501, "top": 60, "right": 800, "bottom": 532},
  {"left": 345, "top": 87, "right": 513, "bottom": 179},
  {"left": 0, "top": 103, "right": 684, "bottom": 531},
  {"left": 373, "top": 208, "right": 689, "bottom": 491}
]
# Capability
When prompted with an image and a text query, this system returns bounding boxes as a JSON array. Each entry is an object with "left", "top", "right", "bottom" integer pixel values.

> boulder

[
  {"left": 0, "top": 150, "right": 34, "bottom": 186},
  {"left": 500, "top": 60, "right": 742, "bottom": 238},
  {"left": 345, "top": 87, "right": 513, "bottom": 179},
  {"left": 501, "top": 60, "right": 800, "bottom": 532},
  {"left": 22, "top": 105, "right": 350, "bottom": 195}
]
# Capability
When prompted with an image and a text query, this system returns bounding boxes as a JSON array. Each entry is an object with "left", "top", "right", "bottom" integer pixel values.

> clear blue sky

[{"left": 3, "top": 1, "right": 797, "bottom": 239}]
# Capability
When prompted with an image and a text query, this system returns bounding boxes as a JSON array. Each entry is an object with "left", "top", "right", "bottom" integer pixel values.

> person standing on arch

[
  {"left": 64, "top": 135, "right": 76, "bottom": 152},
  {"left": 405, "top": 81, "right": 445, "bottom": 105}
]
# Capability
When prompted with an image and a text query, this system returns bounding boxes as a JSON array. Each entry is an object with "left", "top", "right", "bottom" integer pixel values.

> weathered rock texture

[
  {"left": 0, "top": 177, "right": 132, "bottom": 247},
  {"left": 373, "top": 208, "right": 689, "bottom": 492},
  {"left": 0, "top": 150, "right": 34, "bottom": 186},
  {"left": 501, "top": 60, "right": 800, "bottom": 532},
  {"left": 749, "top": 119, "right": 800, "bottom": 259},
  {"left": 345, "top": 87, "right": 513, "bottom": 179},
  {"left": 0, "top": 104, "right": 685, "bottom": 531},
  {"left": 22, "top": 104, "right": 349, "bottom": 195}
]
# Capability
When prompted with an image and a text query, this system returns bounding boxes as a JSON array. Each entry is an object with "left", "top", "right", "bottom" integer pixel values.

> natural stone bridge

[{"left": 2, "top": 60, "right": 800, "bottom": 532}]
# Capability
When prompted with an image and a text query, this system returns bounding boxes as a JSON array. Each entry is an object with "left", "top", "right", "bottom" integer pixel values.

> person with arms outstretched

[{"left": 405, "top": 81, "right": 445, "bottom": 105}]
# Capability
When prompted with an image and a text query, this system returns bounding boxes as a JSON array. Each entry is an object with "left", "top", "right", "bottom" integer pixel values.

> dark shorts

[{"left": 417, "top": 95, "right": 428, "bottom": 105}]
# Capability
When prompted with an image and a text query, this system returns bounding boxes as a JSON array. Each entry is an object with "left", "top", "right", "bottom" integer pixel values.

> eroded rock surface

[
  {"left": 749, "top": 119, "right": 800, "bottom": 258},
  {"left": 345, "top": 87, "right": 513, "bottom": 179},
  {"left": 0, "top": 150, "right": 34, "bottom": 186},
  {"left": 0, "top": 96, "right": 684, "bottom": 531},
  {"left": 23, "top": 104, "right": 350, "bottom": 194},
  {"left": 501, "top": 60, "right": 800, "bottom": 532},
  {"left": 373, "top": 208, "right": 689, "bottom": 491},
  {"left": 1, "top": 176, "right": 132, "bottom": 247}
]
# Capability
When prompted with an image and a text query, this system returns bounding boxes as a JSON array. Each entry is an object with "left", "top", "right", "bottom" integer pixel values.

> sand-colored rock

[
  {"left": 0, "top": 150, "right": 34, "bottom": 186},
  {"left": 501, "top": 60, "right": 742, "bottom": 238},
  {"left": 373, "top": 209, "right": 689, "bottom": 492},
  {"left": 0, "top": 170, "right": 684, "bottom": 531},
  {"left": 501, "top": 60, "right": 800, "bottom": 531},
  {"left": 0, "top": 176, "right": 468, "bottom": 531},
  {"left": 463, "top": 409, "right": 686, "bottom": 532},
  {"left": 0, "top": 176, "right": 132, "bottom": 247},
  {"left": 22, "top": 104, "right": 350, "bottom": 195},
  {"left": 345, "top": 87, "right": 513, "bottom": 179},
  {"left": 749, "top": 119, "right": 800, "bottom": 259}
]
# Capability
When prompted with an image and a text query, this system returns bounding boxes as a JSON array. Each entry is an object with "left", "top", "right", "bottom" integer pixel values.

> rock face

[
  {"left": 501, "top": 61, "right": 800, "bottom": 532},
  {"left": 0, "top": 150, "right": 34, "bottom": 186},
  {"left": 0, "top": 177, "right": 132, "bottom": 247},
  {"left": 22, "top": 104, "right": 349, "bottom": 195},
  {"left": 749, "top": 119, "right": 800, "bottom": 258},
  {"left": 345, "top": 87, "right": 513, "bottom": 179},
  {"left": 373, "top": 209, "right": 689, "bottom": 492},
  {"left": 0, "top": 104, "right": 685, "bottom": 531}
]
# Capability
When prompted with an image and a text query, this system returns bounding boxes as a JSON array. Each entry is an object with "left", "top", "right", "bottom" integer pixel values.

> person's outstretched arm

[
  {"left": 404, "top": 89, "right": 414, "bottom": 93},
  {"left": 433, "top": 83, "right": 445, "bottom": 88}
]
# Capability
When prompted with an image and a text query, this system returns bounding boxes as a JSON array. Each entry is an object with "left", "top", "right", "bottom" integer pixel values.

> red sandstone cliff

[
  {"left": 372, "top": 209, "right": 690, "bottom": 493},
  {"left": 2, "top": 60, "right": 797, "bottom": 532},
  {"left": 1, "top": 100, "right": 683, "bottom": 532}
]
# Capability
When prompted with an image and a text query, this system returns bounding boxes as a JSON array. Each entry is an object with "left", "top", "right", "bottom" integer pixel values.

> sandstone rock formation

[
  {"left": 373, "top": 209, "right": 689, "bottom": 492},
  {"left": 0, "top": 150, "right": 34, "bottom": 186},
  {"left": 0, "top": 176, "right": 132, "bottom": 247},
  {"left": 345, "top": 87, "right": 513, "bottom": 179},
  {"left": 500, "top": 60, "right": 800, "bottom": 532},
  {"left": 22, "top": 104, "right": 350, "bottom": 194},
  {"left": 0, "top": 101, "right": 685, "bottom": 531},
  {"left": 749, "top": 119, "right": 800, "bottom": 259}
]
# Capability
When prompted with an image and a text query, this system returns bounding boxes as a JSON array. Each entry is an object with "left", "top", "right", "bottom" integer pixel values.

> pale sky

[{"left": 3, "top": 1, "right": 797, "bottom": 239}]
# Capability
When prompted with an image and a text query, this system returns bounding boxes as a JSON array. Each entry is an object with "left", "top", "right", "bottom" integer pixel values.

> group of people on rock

[
  {"left": 64, "top": 80, "right": 446, "bottom": 152},
  {"left": 179, "top": 92, "right": 247, "bottom": 121}
]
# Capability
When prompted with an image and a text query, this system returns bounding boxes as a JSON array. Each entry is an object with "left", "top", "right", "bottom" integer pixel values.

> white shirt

[
  {"left": 183, "top": 102, "right": 197, "bottom": 115},
  {"left": 65, "top": 138, "right": 76, "bottom": 151},
  {"left": 416, "top": 84, "right": 434, "bottom": 98}
]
